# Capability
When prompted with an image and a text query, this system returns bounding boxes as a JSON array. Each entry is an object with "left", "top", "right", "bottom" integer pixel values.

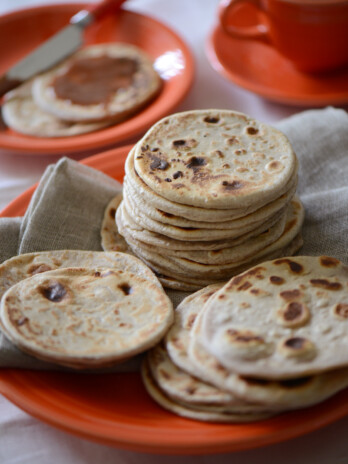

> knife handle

[{"left": 86, "top": 0, "right": 127, "bottom": 22}]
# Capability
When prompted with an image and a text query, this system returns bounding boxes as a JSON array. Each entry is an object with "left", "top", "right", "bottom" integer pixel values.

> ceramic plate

[
  {"left": 206, "top": 24, "right": 348, "bottom": 106},
  {"left": 1, "top": 146, "right": 348, "bottom": 454},
  {"left": 0, "top": 4, "right": 194, "bottom": 154}
]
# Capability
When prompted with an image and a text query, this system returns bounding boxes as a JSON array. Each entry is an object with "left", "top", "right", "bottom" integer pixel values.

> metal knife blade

[{"left": 0, "top": 0, "right": 126, "bottom": 97}]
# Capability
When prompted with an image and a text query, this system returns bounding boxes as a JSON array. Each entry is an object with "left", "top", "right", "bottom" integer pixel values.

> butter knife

[{"left": 0, "top": 0, "right": 126, "bottom": 97}]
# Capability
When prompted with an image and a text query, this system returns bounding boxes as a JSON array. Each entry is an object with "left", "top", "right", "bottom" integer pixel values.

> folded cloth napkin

[{"left": 0, "top": 106, "right": 347, "bottom": 370}]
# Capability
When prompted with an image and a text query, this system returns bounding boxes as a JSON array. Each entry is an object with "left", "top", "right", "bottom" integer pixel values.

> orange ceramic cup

[{"left": 219, "top": 0, "right": 348, "bottom": 73}]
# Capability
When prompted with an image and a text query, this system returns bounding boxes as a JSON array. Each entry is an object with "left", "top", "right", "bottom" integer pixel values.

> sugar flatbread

[
  {"left": 200, "top": 256, "right": 348, "bottom": 379},
  {"left": 32, "top": 43, "right": 161, "bottom": 123},
  {"left": 133, "top": 110, "right": 297, "bottom": 209},
  {"left": 0, "top": 267, "right": 173, "bottom": 369}
]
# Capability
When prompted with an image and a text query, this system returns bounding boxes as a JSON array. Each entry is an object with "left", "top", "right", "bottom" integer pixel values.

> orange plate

[
  {"left": 2, "top": 146, "right": 348, "bottom": 454},
  {"left": 206, "top": 24, "right": 348, "bottom": 107},
  {"left": 0, "top": 4, "right": 194, "bottom": 155}
]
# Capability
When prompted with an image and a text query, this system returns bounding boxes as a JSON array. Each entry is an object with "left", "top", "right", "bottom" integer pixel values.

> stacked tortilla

[
  {"left": 142, "top": 256, "right": 348, "bottom": 422},
  {"left": 116, "top": 109, "right": 304, "bottom": 290}
]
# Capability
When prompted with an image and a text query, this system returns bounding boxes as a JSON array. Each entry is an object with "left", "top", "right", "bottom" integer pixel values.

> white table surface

[{"left": 0, "top": 1, "right": 347, "bottom": 463}]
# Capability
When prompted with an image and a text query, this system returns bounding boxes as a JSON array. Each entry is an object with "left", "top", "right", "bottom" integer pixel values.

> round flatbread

[
  {"left": 101, "top": 193, "right": 129, "bottom": 253},
  {"left": 2, "top": 81, "right": 110, "bottom": 137},
  {"left": 32, "top": 43, "right": 161, "bottom": 122},
  {"left": 0, "top": 249, "right": 161, "bottom": 300},
  {"left": 200, "top": 255, "right": 348, "bottom": 379},
  {"left": 141, "top": 360, "right": 274, "bottom": 423},
  {"left": 125, "top": 144, "right": 298, "bottom": 222},
  {"left": 0, "top": 267, "right": 173, "bottom": 369},
  {"left": 133, "top": 109, "right": 297, "bottom": 209}
]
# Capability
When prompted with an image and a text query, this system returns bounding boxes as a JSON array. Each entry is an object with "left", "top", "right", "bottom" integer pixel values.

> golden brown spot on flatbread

[
  {"left": 283, "top": 302, "right": 304, "bottom": 321},
  {"left": 40, "top": 281, "right": 67, "bottom": 302},
  {"left": 149, "top": 156, "right": 169, "bottom": 171},
  {"left": 28, "top": 264, "right": 53, "bottom": 275},
  {"left": 283, "top": 218, "right": 297, "bottom": 234},
  {"left": 187, "top": 313, "right": 197, "bottom": 329},
  {"left": 173, "top": 171, "right": 183, "bottom": 179},
  {"left": 334, "top": 303, "right": 348, "bottom": 319},
  {"left": 246, "top": 126, "right": 259, "bottom": 135},
  {"left": 270, "top": 275, "right": 285, "bottom": 285},
  {"left": 109, "top": 207, "right": 116, "bottom": 219},
  {"left": 159, "top": 369, "right": 171, "bottom": 380},
  {"left": 320, "top": 256, "right": 340, "bottom": 267},
  {"left": 204, "top": 116, "right": 220, "bottom": 123},
  {"left": 267, "top": 161, "right": 282, "bottom": 170},
  {"left": 310, "top": 279, "right": 343, "bottom": 291},
  {"left": 221, "top": 180, "right": 244, "bottom": 191},
  {"left": 118, "top": 283, "right": 133, "bottom": 295},
  {"left": 186, "top": 156, "right": 207, "bottom": 169},
  {"left": 17, "top": 316, "right": 28, "bottom": 326},
  {"left": 277, "top": 302, "right": 310, "bottom": 328},
  {"left": 227, "top": 136, "right": 239, "bottom": 145},
  {"left": 227, "top": 329, "right": 264, "bottom": 344},
  {"left": 280, "top": 289, "right": 301, "bottom": 300},
  {"left": 172, "top": 139, "right": 198, "bottom": 149},
  {"left": 171, "top": 183, "right": 185, "bottom": 189},
  {"left": 238, "top": 281, "right": 252, "bottom": 291},
  {"left": 274, "top": 258, "right": 304, "bottom": 274},
  {"left": 213, "top": 150, "right": 224, "bottom": 158},
  {"left": 234, "top": 149, "right": 247, "bottom": 155}
]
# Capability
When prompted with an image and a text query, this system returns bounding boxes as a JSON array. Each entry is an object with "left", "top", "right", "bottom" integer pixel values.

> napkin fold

[{"left": 0, "top": 106, "right": 347, "bottom": 370}]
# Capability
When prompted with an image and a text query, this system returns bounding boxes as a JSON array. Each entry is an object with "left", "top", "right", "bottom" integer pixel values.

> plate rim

[
  {"left": 0, "top": 3, "right": 194, "bottom": 155},
  {"left": 2, "top": 146, "right": 348, "bottom": 454}
]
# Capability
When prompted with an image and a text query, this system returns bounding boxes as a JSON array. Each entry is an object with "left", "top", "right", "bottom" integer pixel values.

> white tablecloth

[{"left": 1, "top": 1, "right": 348, "bottom": 463}]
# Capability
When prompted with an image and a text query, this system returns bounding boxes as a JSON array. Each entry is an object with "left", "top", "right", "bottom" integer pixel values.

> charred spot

[
  {"left": 227, "top": 136, "right": 239, "bottom": 145},
  {"left": 250, "top": 288, "right": 261, "bottom": 295},
  {"left": 320, "top": 256, "right": 340, "bottom": 267},
  {"left": 310, "top": 279, "right": 343, "bottom": 291},
  {"left": 186, "top": 157, "right": 207, "bottom": 169},
  {"left": 280, "top": 289, "right": 301, "bottom": 300},
  {"left": 234, "top": 149, "right": 247, "bottom": 155},
  {"left": 109, "top": 207, "right": 116, "bottom": 219},
  {"left": 222, "top": 163, "right": 230, "bottom": 169},
  {"left": 270, "top": 276, "right": 285, "bottom": 285},
  {"left": 159, "top": 210, "right": 175, "bottom": 218},
  {"left": 94, "top": 271, "right": 102, "bottom": 277},
  {"left": 227, "top": 329, "right": 264, "bottom": 344},
  {"left": 118, "top": 283, "right": 133, "bottom": 295},
  {"left": 164, "top": 178, "right": 172, "bottom": 182},
  {"left": 246, "top": 126, "right": 259, "bottom": 135},
  {"left": 151, "top": 148, "right": 160, "bottom": 152},
  {"left": 334, "top": 303, "right": 348, "bottom": 318},
  {"left": 221, "top": 180, "right": 244, "bottom": 190},
  {"left": 283, "top": 302, "right": 304, "bottom": 321},
  {"left": 279, "top": 377, "right": 312, "bottom": 388},
  {"left": 274, "top": 259, "right": 304, "bottom": 274},
  {"left": 140, "top": 145, "right": 149, "bottom": 152},
  {"left": 172, "top": 139, "right": 197, "bottom": 149},
  {"left": 150, "top": 156, "right": 169, "bottom": 171},
  {"left": 135, "top": 155, "right": 143, "bottom": 160},
  {"left": 173, "top": 171, "right": 183, "bottom": 179},
  {"left": 284, "top": 337, "right": 306, "bottom": 350},
  {"left": 28, "top": 264, "right": 53, "bottom": 275},
  {"left": 237, "top": 281, "right": 252, "bottom": 291},
  {"left": 214, "top": 150, "right": 224, "bottom": 158},
  {"left": 218, "top": 294, "right": 226, "bottom": 299},
  {"left": 40, "top": 281, "right": 67, "bottom": 302},
  {"left": 283, "top": 218, "right": 297, "bottom": 234},
  {"left": 172, "top": 139, "right": 187, "bottom": 147},
  {"left": 17, "top": 316, "right": 28, "bottom": 326},
  {"left": 204, "top": 116, "right": 220, "bottom": 123}
]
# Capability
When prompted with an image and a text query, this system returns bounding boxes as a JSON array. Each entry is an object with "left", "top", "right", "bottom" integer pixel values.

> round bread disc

[
  {"left": 125, "top": 144, "right": 298, "bottom": 222},
  {"left": 32, "top": 43, "right": 161, "bottom": 122},
  {"left": 2, "top": 81, "right": 111, "bottom": 137},
  {"left": 200, "top": 255, "right": 348, "bottom": 379},
  {"left": 101, "top": 193, "right": 129, "bottom": 253},
  {"left": 141, "top": 360, "right": 274, "bottom": 423},
  {"left": 0, "top": 249, "right": 162, "bottom": 301},
  {"left": 133, "top": 109, "right": 297, "bottom": 209},
  {"left": 0, "top": 267, "right": 173, "bottom": 368}
]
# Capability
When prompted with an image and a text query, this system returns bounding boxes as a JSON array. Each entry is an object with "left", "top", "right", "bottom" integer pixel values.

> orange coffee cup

[{"left": 219, "top": 0, "right": 348, "bottom": 73}]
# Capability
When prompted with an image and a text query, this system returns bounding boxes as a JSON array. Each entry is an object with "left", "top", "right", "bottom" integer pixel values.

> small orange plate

[
  {"left": 0, "top": 4, "right": 194, "bottom": 155},
  {"left": 1, "top": 146, "right": 348, "bottom": 454},
  {"left": 206, "top": 24, "right": 348, "bottom": 107}
]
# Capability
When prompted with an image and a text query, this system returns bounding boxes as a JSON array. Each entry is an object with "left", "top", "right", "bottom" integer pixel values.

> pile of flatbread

[
  {"left": 2, "top": 43, "right": 161, "bottom": 137},
  {"left": 0, "top": 250, "right": 173, "bottom": 369},
  {"left": 142, "top": 256, "right": 348, "bottom": 422},
  {"left": 114, "top": 109, "right": 304, "bottom": 290}
]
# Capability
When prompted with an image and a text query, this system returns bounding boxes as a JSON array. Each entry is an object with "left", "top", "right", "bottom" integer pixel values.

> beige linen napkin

[{"left": 0, "top": 107, "right": 347, "bottom": 370}]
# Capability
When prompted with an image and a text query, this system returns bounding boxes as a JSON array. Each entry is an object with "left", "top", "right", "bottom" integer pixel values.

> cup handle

[{"left": 219, "top": 0, "right": 271, "bottom": 43}]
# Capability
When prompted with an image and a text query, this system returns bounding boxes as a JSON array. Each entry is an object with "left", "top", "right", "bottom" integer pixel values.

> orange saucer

[
  {"left": 206, "top": 24, "right": 348, "bottom": 107},
  {"left": 0, "top": 4, "right": 194, "bottom": 155}
]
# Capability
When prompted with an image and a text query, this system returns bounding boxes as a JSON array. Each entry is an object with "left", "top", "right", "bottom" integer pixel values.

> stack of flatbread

[
  {"left": 142, "top": 256, "right": 348, "bottom": 422},
  {"left": 115, "top": 109, "right": 304, "bottom": 290},
  {"left": 2, "top": 43, "right": 161, "bottom": 137},
  {"left": 0, "top": 250, "right": 173, "bottom": 369}
]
